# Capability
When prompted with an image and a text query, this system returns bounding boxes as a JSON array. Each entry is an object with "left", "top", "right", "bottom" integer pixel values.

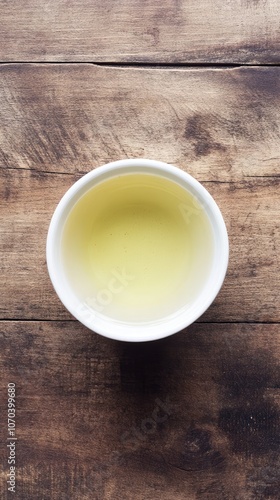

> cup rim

[{"left": 46, "top": 159, "right": 229, "bottom": 342}]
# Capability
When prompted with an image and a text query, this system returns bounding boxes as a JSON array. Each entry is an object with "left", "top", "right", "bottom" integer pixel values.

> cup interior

[{"left": 47, "top": 160, "right": 229, "bottom": 341}]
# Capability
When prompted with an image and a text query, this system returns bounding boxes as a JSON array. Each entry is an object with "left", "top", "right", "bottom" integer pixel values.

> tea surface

[{"left": 62, "top": 174, "right": 214, "bottom": 321}]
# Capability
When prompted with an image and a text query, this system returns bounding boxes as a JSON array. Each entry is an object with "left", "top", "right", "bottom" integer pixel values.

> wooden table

[{"left": 1, "top": 2, "right": 279, "bottom": 499}]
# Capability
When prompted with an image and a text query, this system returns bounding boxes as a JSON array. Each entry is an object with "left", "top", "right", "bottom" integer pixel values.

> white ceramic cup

[{"left": 46, "top": 159, "right": 229, "bottom": 342}]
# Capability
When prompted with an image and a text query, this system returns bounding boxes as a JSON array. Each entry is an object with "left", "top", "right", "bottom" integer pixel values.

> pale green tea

[{"left": 62, "top": 173, "right": 214, "bottom": 322}]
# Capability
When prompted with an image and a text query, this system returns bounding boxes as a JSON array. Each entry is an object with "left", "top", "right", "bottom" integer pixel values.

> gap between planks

[
  {"left": 0, "top": 61, "right": 279, "bottom": 69},
  {"left": 0, "top": 319, "right": 279, "bottom": 324},
  {"left": 1, "top": 166, "right": 279, "bottom": 182}
]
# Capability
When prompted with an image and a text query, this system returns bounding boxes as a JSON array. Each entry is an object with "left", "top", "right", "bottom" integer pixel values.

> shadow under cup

[{"left": 47, "top": 160, "right": 229, "bottom": 342}]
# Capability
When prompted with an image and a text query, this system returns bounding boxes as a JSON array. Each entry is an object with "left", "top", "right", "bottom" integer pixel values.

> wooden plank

[
  {"left": 1, "top": 321, "right": 279, "bottom": 499},
  {"left": 1, "top": 65, "right": 279, "bottom": 322},
  {"left": 0, "top": 1, "right": 279, "bottom": 63},
  {"left": 0, "top": 64, "right": 280, "bottom": 181},
  {"left": 0, "top": 168, "right": 279, "bottom": 322}
]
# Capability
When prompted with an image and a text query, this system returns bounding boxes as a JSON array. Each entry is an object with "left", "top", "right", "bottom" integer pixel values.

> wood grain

[
  {"left": 0, "top": 64, "right": 279, "bottom": 322},
  {"left": 0, "top": 64, "right": 280, "bottom": 182},
  {"left": 1, "top": 321, "right": 279, "bottom": 499},
  {"left": 0, "top": 0, "right": 279, "bottom": 63}
]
